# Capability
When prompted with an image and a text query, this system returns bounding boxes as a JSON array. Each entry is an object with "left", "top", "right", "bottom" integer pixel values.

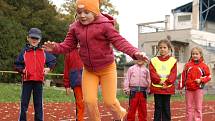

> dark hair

[{"left": 154, "top": 39, "right": 173, "bottom": 56}]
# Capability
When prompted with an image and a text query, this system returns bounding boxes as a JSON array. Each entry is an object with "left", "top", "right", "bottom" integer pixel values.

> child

[
  {"left": 123, "top": 60, "right": 151, "bottom": 121},
  {"left": 149, "top": 39, "right": 177, "bottom": 121},
  {"left": 14, "top": 28, "right": 56, "bottom": 121},
  {"left": 178, "top": 47, "right": 211, "bottom": 121},
  {"left": 63, "top": 47, "right": 84, "bottom": 121},
  {"left": 42, "top": 0, "right": 148, "bottom": 120}
]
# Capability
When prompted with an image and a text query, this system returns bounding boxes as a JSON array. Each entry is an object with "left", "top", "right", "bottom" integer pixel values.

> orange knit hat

[{"left": 76, "top": 0, "right": 100, "bottom": 15}]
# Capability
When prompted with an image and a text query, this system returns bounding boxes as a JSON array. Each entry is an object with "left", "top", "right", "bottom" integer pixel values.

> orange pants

[
  {"left": 73, "top": 86, "right": 84, "bottom": 121},
  {"left": 82, "top": 62, "right": 126, "bottom": 121}
]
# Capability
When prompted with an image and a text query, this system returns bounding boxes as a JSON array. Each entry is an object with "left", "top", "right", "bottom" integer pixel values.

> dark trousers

[
  {"left": 19, "top": 81, "right": 43, "bottom": 121},
  {"left": 127, "top": 91, "right": 147, "bottom": 121},
  {"left": 153, "top": 94, "right": 171, "bottom": 121}
]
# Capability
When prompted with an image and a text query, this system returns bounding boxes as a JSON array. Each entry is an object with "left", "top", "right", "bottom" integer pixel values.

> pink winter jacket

[
  {"left": 53, "top": 13, "right": 139, "bottom": 71},
  {"left": 124, "top": 64, "right": 151, "bottom": 92}
]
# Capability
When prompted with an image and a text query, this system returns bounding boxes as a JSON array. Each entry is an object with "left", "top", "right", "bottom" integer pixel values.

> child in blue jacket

[{"left": 15, "top": 28, "right": 56, "bottom": 121}]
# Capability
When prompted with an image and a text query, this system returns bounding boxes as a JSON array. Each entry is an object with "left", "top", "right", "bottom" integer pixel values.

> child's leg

[
  {"left": 32, "top": 82, "right": 43, "bottom": 121},
  {"left": 161, "top": 94, "right": 171, "bottom": 121},
  {"left": 19, "top": 82, "right": 33, "bottom": 121},
  {"left": 127, "top": 91, "right": 138, "bottom": 121},
  {"left": 193, "top": 89, "right": 204, "bottom": 121},
  {"left": 73, "top": 86, "right": 84, "bottom": 121},
  {"left": 153, "top": 94, "right": 163, "bottom": 121},
  {"left": 186, "top": 90, "right": 195, "bottom": 121},
  {"left": 99, "top": 62, "right": 126, "bottom": 120},
  {"left": 82, "top": 68, "right": 100, "bottom": 121},
  {"left": 138, "top": 91, "right": 147, "bottom": 121}
]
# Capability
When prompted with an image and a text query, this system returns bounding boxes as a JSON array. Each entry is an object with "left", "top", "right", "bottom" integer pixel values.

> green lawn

[
  {"left": 0, "top": 83, "right": 214, "bottom": 103},
  {"left": 0, "top": 83, "right": 72, "bottom": 102}
]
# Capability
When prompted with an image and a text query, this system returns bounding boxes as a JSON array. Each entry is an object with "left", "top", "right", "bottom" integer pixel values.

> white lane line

[{"left": 172, "top": 111, "right": 215, "bottom": 119}]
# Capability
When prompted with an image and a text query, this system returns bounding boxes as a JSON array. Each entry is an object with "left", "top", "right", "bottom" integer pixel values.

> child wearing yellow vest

[{"left": 149, "top": 39, "right": 177, "bottom": 121}]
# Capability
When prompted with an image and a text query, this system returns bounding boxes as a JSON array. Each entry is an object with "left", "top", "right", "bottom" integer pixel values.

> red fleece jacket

[{"left": 53, "top": 13, "right": 139, "bottom": 71}]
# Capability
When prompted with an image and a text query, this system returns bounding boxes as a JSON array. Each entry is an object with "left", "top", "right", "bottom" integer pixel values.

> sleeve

[
  {"left": 14, "top": 50, "right": 25, "bottom": 74},
  {"left": 45, "top": 52, "right": 56, "bottom": 70},
  {"left": 104, "top": 23, "right": 139, "bottom": 59},
  {"left": 123, "top": 67, "right": 132, "bottom": 92},
  {"left": 165, "top": 63, "right": 177, "bottom": 86},
  {"left": 178, "top": 65, "right": 187, "bottom": 90},
  {"left": 53, "top": 24, "right": 78, "bottom": 54},
  {"left": 146, "top": 69, "right": 151, "bottom": 92},
  {"left": 63, "top": 54, "right": 71, "bottom": 88},
  {"left": 201, "top": 64, "right": 211, "bottom": 84},
  {"left": 149, "top": 62, "right": 161, "bottom": 84}
]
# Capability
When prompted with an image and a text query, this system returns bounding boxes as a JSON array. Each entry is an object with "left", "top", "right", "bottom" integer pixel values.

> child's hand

[
  {"left": 66, "top": 88, "right": 71, "bottom": 95},
  {"left": 123, "top": 90, "right": 130, "bottom": 96},
  {"left": 194, "top": 79, "right": 201, "bottom": 84},
  {"left": 159, "top": 81, "right": 164, "bottom": 85},
  {"left": 178, "top": 90, "right": 183, "bottom": 97},
  {"left": 134, "top": 52, "right": 149, "bottom": 62},
  {"left": 162, "top": 83, "right": 168, "bottom": 89},
  {"left": 42, "top": 41, "right": 56, "bottom": 52},
  {"left": 44, "top": 68, "right": 50, "bottom": 75},
  {"left": 22, "top": 69, "right": 25, "bottom": 74}
]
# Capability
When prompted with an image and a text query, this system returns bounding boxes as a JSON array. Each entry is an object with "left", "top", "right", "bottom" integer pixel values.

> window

[
  {"left": 152, "top": 45, "right": 158, "bottom": 56},
  {"left": 178, "top": 15, "right": 191, "bottom": 22},
  {"left": 174, "top": 47, "right": 180, "bottom": 61}
]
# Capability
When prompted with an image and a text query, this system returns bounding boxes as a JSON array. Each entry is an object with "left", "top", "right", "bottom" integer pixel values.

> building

[{"left": 137, "top": 0, "right": 215, "bottom": 89}]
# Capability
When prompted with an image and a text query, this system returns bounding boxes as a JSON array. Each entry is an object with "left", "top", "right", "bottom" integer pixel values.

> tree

[
  {"left": 62, "top": 0, "right": 118, "bottom": 22},
  {"left": 0, "top": 16, "right": 26, "bottom": 82},
  {"left": 0, "top": 0, "right": 70, "bottom": 82},
  {"left": 100, "top": 0, "right": 118, "bottom": 16}
]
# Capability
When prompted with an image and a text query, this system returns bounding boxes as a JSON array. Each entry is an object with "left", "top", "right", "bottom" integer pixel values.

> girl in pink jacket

[
  {"left": 124, "top": 60, "right": 151, "bottom": 121},
  {"left": 42, "top": 0, "right": 148, "bottom": 120}
]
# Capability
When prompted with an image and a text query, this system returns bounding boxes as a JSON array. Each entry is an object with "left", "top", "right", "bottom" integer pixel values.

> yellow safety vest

[{"left": 151, "top": 57, "right": 176, "bottom": 88}]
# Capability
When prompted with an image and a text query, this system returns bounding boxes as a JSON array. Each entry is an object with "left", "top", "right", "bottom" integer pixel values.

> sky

[{"left": 50, "top": 0, "right": 192, "bottom": 47}]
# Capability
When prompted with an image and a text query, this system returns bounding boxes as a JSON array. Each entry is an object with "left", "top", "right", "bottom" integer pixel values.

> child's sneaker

[{"left": 113, "top": 108, "right": 127, "bottom": 121}]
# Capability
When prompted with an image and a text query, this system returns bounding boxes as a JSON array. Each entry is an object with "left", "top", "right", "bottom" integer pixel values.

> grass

[
  {"left": 0, "top": 83, "right": 215, "bottom": 103},
  {"left": 0, "top": 83, "right": 72, "bottom": 102}
]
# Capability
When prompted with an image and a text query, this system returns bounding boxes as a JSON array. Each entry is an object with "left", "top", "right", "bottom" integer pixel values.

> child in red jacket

[
  {"left": 42, "top": 0, "right": 148, "bottom": 120},
  {"left": 149, "top": 39, "right": 177, "bottom": 121},
  {"left": 15, "top": 28, "right": 56, "bottom": 121},
  {"left": 178, "top": 47, "right": 211, "bottom": 121},
  {"left": 63, "top": 47, "right": 84, "bottom": 121}
]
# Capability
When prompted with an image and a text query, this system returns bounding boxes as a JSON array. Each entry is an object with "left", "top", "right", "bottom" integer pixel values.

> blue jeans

[{"left": 19, "top": 81, "right": 43, "bottom": 121}]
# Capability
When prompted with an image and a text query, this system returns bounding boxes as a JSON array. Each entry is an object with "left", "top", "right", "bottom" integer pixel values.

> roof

[
  {"left": 172, "top": 0, "right": 215, "bottom": 21},
  {"left": 172, "top": 2, "right": 192, "bottom": 13}
]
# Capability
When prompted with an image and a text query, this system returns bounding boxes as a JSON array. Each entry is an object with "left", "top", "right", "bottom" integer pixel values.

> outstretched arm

[
  {"left": 104, "top": 23, "right": 148, "bottom": 61},
  {"left": 42, "top": 24, "right": 78, "bottom": 54}
]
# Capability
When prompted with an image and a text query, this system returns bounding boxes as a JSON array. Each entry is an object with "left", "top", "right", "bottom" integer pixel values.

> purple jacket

[{"left": 53, "top": 13, "right": 139, "bottom": 71}]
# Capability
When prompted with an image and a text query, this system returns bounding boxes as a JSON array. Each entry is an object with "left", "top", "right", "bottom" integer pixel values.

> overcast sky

[{"left": 50, "top": 0, "right": 192, "bottom": 47}]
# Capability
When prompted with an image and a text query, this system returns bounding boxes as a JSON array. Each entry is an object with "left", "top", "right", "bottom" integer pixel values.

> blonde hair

[{"left": 189, "top": 47, "right": 204, "bottom": 61}]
